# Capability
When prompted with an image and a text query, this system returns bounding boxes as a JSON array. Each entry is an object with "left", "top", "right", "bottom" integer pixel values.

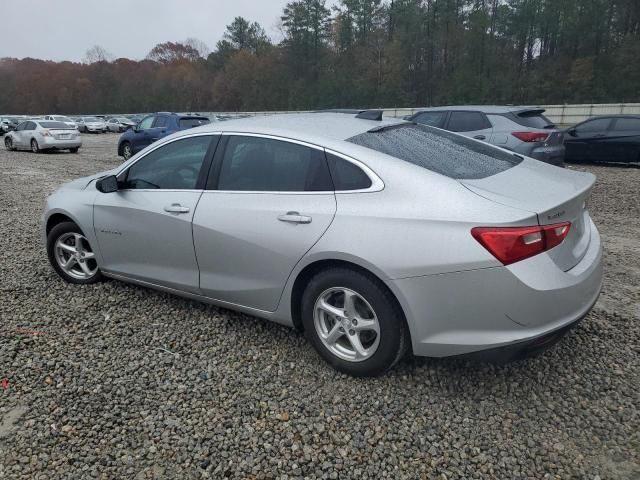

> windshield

[
  {"left": 117, "top": 117, "right": 131, "bottom": 122},
  {"left": 39, "top": 121, "right": 70, "bottom": 129},
  {"left": 54, "top": 116, "right": 72, "bottom": 122},
  {"left": 83, "top": 117, "right": 100, "bottom": 122},
  {"left": 347, "top": 124, "right": 522, "bottom": 180}
]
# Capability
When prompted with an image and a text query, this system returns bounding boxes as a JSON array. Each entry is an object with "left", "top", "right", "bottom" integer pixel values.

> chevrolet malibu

[{"left": 42, "top": 111, "right": 603, "bottom": 376}]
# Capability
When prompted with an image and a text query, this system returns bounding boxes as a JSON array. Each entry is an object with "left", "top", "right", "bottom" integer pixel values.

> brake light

[
  {"left": 41, "top": 129, "right": 52, "bottom": 137},
  {"left": 471, "top": 222, "right": 571, "bottom": 265},
  {"left": 511, "top": 131, "right": 549, "bottom": 142}
]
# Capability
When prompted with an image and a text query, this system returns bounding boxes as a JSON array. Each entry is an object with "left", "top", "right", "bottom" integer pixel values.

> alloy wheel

[
  {"left": 53, "top": 232, "right": 98, "bottom": 280},
  {"left": 313, "top": 287, "right": 381, "bottom": 362},
  {"left": 123, "top": 144, "right": 132, "bottom": 160}
]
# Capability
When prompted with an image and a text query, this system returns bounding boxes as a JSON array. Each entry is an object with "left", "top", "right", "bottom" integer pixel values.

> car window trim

[
  {"left": 204, "top": 132, "right": 382, "bottom": 194},
  {"left": 115, "top": 132, "right": 221, "bottom": 192}
]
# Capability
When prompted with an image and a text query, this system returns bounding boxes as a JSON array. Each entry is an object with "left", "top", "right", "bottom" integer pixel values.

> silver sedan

[
  {"left": 5, "top": 120, "right": 81, "bottom": 153},
  {"left": 42, "top": 112, "right": 602, "bottom": 376}
]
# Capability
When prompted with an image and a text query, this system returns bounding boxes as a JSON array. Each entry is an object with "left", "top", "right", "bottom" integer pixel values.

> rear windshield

[
  {"left": 512, "top": 110, "right": 555, "bottom": 129},
  {"left": 347, "top": 124, "right": 522, "bottom": 180},
  {"left": 179, "top": 117, "right": 210, "bottom": 129},
  {"left": 39, "top": 121, "right": 69, "bottom": 129}
]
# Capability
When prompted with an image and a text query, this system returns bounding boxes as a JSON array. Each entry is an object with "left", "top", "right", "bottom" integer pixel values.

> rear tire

[
  {"left": 31, "top": 139, "right": 40, "bottom": 153},
  {"left": 47, "top": 222, "right": 103, "bottom": 285},
  {"left": 301, "top": 268, "right": 409, "bottom": 377}
]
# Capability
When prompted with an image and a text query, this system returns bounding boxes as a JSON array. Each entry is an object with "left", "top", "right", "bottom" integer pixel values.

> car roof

[
  {"left": 186, "top": 112, "right": 406, "bottom": 145},
  {"left": 412, "top": 105, "right": 543, "bottom": 114}
]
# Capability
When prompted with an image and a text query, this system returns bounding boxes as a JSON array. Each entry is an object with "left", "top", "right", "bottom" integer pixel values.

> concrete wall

[{"left": 206, "top": 103, "right": 640, "bottom": 127}]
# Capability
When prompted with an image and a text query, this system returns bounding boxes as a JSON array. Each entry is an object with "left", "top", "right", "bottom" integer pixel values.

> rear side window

[
  {"left": 326, "top": 153, "right": 372, "bottom": 190},
  {"left": 511, "top": 110, "right": 555, "bottom": 128},
  {"left": 447, "top": 111, "right": 491, "bottom": 132},
  {"left": 347, "top": 124, "right": 521, "bottom": 180},
  {"left": 613, "top": 118, "right": 640, "bottom": 131},
  {"left": 180, "top": 117, "right": 210, "bottom": 129},
  {"left": 414, "top": 111, "right": 447, "bottom": 128},
  {"left": 217, "top": 136, "right": 332, "bottom": 192}
]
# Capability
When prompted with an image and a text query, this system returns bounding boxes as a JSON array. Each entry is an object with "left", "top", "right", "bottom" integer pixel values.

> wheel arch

[
  {"left": 45, "top": 212, "right": 78, "bottom": 236},
  {"left": 289, "top": 258, "right": 410, "bottom": 344}
]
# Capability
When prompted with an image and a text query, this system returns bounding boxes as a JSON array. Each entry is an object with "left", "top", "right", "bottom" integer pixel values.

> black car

[{"left": 564, "top": 115, "right": 640, "bottom": 164}]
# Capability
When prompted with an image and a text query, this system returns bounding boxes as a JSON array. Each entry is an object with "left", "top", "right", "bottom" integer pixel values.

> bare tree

[
  {"left": 184, "top": 37, "right": 211, "bottom": 58},
  {"left": 84, "top": 45, "right": 113, "bottom": 64}
]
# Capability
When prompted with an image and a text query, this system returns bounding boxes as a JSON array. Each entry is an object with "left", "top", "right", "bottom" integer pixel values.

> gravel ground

[{"left": 0, "top": 134, "right": 638, "bottom": 479}]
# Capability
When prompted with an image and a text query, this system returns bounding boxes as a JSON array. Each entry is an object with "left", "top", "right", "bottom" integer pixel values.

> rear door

[
  {"left": 445, "top": 111, "right": 493, "bottom": 142},
  {"left": 607, "top": 117, "right": 640, "bottom": 163},
  {"left": 193, "top": 134, "right": 336, "bottom": 312},
  {"left": 564, "top": 117, "right": 613, "bottom": 162},
  {"left": 93, "top": 134, "right": 218, "bottom": 292}
]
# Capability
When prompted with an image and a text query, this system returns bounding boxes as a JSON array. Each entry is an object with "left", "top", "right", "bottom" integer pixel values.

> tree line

[{"left": 1, "top": 0, "right": 639, "bottom": 115}]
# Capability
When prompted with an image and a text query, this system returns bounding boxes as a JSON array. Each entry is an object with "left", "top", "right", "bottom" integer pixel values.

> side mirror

[
  {"left": 567, "top": 128, "right": 577, "bottom": 137},
  {"left": 96, "top": 175, "right": 119, "bottom": 193},
  {"left": 133, "top": 124, "right": 140, "bottom": 132}
]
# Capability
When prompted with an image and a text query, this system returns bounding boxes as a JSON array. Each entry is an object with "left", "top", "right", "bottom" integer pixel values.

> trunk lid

[{"left": 461, "top": 158, "right": 595, "bottom": 271}]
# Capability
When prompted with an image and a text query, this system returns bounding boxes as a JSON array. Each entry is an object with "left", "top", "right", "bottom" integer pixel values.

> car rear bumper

[
  {"left": 41, "top": 138, "right": 82, "bottom": 149},
  {"left": 525, "top": 145, "right": 566, "bottom": 166},
  {"left": 389, "top": 218, "right": 602, "bottom": 358}
]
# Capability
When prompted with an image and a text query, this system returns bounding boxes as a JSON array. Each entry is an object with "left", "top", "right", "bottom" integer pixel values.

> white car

[
  {"left": 77, "top": 117, "right": 107, "bottom": 133},
  {"left": 44, "top": 115, "right": 78, "bottom": 130},
  {"left": 4, "top": 120, "right": 81, "bottom": 153}
]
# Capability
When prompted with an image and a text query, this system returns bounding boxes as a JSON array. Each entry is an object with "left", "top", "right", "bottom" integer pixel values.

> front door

[
  {"left": 193, "top": 134, "right": 337, "bottom": 312},
  {"left": 93, "top": 134, "right": 218, "bottom": 292},
  {"left": 131, "top": 115, "right": 156, "bottom": 153},
  {"left": 565, "top": 117, "right": 612, "bottom": 162}
]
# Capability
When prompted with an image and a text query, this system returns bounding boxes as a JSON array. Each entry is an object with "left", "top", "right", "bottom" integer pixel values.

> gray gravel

[{"left": 1, "top": 134, "right": 639, "bottom": 479}]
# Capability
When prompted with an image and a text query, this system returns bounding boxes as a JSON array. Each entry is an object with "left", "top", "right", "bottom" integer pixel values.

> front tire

[
  {"left": 121, "top": 141, "right": 133, "bottom": 160},
  {"left": 5, "top": 136, "right": 15, "bottom": 151},
  {"left": 47, "top": 222, "right": 103, "bottom": 284},
  {"left": 69, "top": 147, "right": 79, "bottom": 153},
  {"left": 301, "top": 268, "right": 409, "bottom": 377}
]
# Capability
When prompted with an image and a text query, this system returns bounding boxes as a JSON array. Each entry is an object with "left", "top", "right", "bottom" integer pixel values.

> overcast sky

[{"left": 0, "top": 0, "right": 337, "bottom": 62}]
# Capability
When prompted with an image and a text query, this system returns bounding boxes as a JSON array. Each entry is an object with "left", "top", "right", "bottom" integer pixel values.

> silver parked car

[
  {"left": 5, "top": 120, "right": 81, "bottom": 153},
  {"left": 77, "top": 116, "right": 107, "bottom": 133},
  {"left": 44, "top": 115, "right": 78, "bottom": 130},
  {"left": 406, "top": 106, "right": 566, "bottom": 166},
  {"left": 42, "top": 112, "right": 602, "bottom": 376},
  {"left": 106, "top": 117, "right": 136, "bottom": 133}
]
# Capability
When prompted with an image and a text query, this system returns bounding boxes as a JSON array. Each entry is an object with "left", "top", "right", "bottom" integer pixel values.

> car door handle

[
  {"left": 278, "top": 211, "right": 312, "bottom": 224},
  {"left": 473, "top": 135, "right": 486, "bottom": 140},
  {"left": 164, "top": 204, "right": 190, "bottom": 214}
]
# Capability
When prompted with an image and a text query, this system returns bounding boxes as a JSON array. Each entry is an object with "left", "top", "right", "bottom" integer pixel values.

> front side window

[
  {"left": 414, "top": 111, "right": 447, "bottom": 128},
  {"left": 348, "top": 124, "right": 521, "bottom": 180},
  {"left": 16, "top": 122, "right": 27, "bottom": 131},
  {"left": 138, "top": 116, "right": 155, "bottom": 130},
  {"left": 124, "top": 136, "right": 213, "bottom": 190},
  {"left": 216, "top": 136, "right": 332, "bottom": 192},
  {"left": 153, "top": 116, "right": 169, "bottom": 128},
  {"left": 576, "top": 118, "right": 611, "bottom": 133},
  {"left": 447, "top": 111, "right": 491, "bottom": 132}
]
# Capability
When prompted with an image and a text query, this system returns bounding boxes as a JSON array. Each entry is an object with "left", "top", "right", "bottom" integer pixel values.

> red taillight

[
  {"left": 511, "top": 131, "right": 549, "bottom": 142},
  {"left": 471, "top": 222, "right": 571, "bottom": 265}
]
